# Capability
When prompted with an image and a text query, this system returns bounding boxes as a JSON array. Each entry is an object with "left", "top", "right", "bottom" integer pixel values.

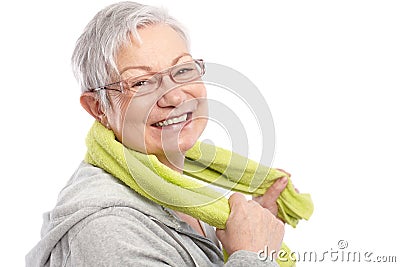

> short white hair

[{"left": 71, "top": 1, "right": 189, "bottom": 108}]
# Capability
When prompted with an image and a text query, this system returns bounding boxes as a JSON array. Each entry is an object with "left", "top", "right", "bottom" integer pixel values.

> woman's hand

[
  {"left": 252, "top": 169, "right": 298, "bottom": 219},
  {"left": 216, "top": 193, "right": 285, "bottom": 257},
  {"left": 252, "top": 176, "right": 288, "bottom": 218}
]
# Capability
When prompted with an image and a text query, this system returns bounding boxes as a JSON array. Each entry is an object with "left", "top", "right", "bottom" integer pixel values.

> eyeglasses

[{"left": 89, "top": 59, "right": 205, "bottom": 96}]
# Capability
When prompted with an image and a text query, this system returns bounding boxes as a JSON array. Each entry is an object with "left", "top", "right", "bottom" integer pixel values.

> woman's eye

[
  {"left": 131, "top": 80, "right": 149, "bottom": 88},
  {"left": 176, "top": 68, "right": 195, "bottom": 75}
]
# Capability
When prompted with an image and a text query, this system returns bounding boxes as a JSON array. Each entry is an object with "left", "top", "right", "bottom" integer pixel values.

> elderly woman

[{"left": 26, "top": 2, "right": 311, "bottom": 266}]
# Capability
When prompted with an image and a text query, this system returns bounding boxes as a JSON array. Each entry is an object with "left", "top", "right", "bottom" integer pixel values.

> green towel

[{"left": 85, "top": 121, "right": 313, "bottom": 266}]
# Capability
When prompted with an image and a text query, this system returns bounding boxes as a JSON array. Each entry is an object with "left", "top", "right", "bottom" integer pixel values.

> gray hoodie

[{"left": 26, "top": 162, "right": 277, "bottom": 267}]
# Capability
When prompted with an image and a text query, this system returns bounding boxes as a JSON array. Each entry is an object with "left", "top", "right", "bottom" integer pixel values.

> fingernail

[{"left": 280, "top": 177, "right": 288, "bottom": 184}]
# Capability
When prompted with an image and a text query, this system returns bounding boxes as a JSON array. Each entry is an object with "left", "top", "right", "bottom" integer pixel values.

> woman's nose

[{"left": 157, "top": 79, "right": 187, "bottom": 107}]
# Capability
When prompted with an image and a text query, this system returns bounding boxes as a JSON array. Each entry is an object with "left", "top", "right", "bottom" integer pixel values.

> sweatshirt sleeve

[
  {"left": 225, "top": 250, "right": 279, "bottom": 266},
  {"left": 67, "top": 208, "right": 193, "bottom": 267}
]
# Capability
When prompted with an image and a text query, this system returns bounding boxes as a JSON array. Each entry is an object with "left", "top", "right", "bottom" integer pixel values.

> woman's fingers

[
  {"left": 277, "top": 168, "right": 300, "bottom": 192},
  {"left": 265, "top": 177, "right": 288, "bottom": 202},
  {"left": 253, "top": 177, "right": 288, "bottom": 217}
]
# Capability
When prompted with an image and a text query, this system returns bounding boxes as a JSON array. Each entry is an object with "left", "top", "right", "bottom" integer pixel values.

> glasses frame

[{"left": 88, "top": 59, "right": 205, "bottom": 96}]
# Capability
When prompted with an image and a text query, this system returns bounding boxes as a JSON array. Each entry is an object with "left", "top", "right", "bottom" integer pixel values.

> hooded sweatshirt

[{"left": 26, "top": 162, "right": 277, "bottom": 267}]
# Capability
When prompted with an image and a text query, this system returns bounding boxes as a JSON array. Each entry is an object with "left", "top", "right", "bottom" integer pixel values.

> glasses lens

[
  {"left": 171, "top": 61, "right": 202, "bottom": 83},
  {"left": 122, "top": 75, "right": 158, "bottom": 95}
]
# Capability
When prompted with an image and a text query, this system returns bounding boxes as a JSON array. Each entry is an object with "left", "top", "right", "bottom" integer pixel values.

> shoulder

[
  {"left": 55, "top": 162, "right": 166, "bottom": 216},
  {"left": 59, "top": 161, "right": 132, "bottom": 202},
  {"left": 48, "top": 162, "right": 179, "bottom": 240}
]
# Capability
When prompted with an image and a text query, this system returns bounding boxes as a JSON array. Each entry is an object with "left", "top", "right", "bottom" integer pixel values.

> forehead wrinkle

[{"left": 119, "top": 52, "right": 192, "bottom": 76}]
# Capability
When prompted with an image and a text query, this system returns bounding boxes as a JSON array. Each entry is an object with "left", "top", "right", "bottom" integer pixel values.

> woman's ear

[{"left": 80, "top": 92, "right": 103, "bottom": 120}]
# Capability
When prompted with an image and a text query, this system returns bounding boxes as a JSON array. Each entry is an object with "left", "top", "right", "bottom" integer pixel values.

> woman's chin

[
  {"left": 178, "top": 125, "right": 206, "bottom": 153},
  {"left": 156, "top": 137, "right": 197, "bottom": 156},
  {"left": 178, "top": 138, "right": 197, "bottom": 154}
]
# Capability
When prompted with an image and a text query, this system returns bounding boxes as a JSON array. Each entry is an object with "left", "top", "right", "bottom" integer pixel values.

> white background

[{"left": 1, "top": 0, "right": 399, "bottom": 266}]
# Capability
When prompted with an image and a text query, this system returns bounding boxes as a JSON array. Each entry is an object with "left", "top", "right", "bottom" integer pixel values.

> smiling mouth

[{"left": 152, "top": 113, "right": 192, "bottom": 127}]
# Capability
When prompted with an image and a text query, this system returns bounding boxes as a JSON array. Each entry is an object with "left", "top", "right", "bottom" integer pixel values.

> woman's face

[{"left": 106, "top": 24, "right": 208, "bottom": 161}]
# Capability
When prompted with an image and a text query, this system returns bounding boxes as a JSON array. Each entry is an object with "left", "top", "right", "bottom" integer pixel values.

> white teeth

[{"left": 155, "top": 113, "right": 188, "bottom": 127}]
